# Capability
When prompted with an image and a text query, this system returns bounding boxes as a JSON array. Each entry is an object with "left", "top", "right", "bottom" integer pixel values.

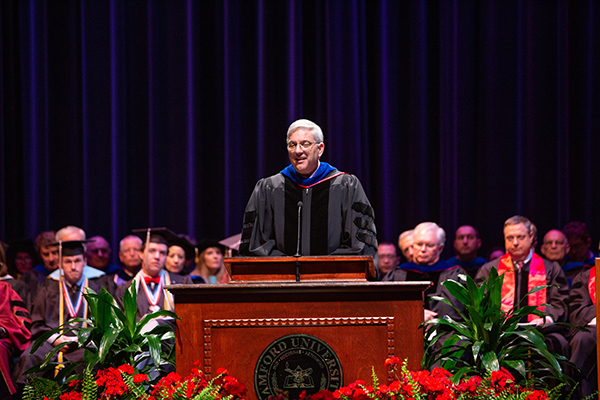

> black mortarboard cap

[
  {"left": 52, "top": 240, "right": 94, "bottom": 257},
  {"left": 197, "top": 239, "right": 226, "bottom": 256},
  {"left": 169, "top": 235, "right": 196, "bottom": 260},
  {"left": 132, "top": 227, "right": 180, "bottom": 248}
]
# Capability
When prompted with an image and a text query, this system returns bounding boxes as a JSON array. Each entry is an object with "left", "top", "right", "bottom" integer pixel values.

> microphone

[{"left": 294, "top": 201, "right": 303, "bottom": 257}]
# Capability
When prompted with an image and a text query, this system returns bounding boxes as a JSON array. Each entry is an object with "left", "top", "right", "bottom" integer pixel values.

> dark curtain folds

[{"left": 1, "top": 1, "right": 598, "bottom": 260}]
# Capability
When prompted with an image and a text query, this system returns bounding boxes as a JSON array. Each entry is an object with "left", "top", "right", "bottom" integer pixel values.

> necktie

[{"left": 515, "top": 260, "right": 524, "bottom": 273}]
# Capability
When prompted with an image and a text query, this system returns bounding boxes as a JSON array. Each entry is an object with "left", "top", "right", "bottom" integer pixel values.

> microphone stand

[{"left": 294, "top": 201, "right": 303, "bottom": 282}]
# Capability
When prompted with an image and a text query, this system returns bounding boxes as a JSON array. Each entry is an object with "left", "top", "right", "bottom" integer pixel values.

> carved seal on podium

[{"left": 254, "top": 334, "right": 343, "bottom": 400}]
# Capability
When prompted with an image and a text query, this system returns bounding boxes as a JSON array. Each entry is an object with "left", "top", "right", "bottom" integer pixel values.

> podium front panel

[{"left": 169, "top": 282, "right": 428, "bottom": 400}]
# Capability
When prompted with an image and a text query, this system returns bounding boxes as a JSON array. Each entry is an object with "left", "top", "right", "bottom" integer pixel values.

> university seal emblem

[{"left": 254, "top": 334, "right": 343, "bottom": 400}]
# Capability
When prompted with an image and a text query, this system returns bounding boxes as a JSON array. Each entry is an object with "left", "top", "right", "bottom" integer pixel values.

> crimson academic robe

[{"left": 0, "top": 281, "right": 31, "bottom": 397}]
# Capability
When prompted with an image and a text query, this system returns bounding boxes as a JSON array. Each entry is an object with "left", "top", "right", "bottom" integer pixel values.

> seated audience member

[
  {"left": 377, "top": 242, "right": 399, "bottom": 279},
  {"left": 96, "top": 235, "right": 144, "bottom": 296},
  {"left": 0, "top": 281, "right": 32, "bottom": 399},
  {"left": 189, "top": 241, "right": 229, "bottom": 284},
  {"left": 48, "top": 226, "right": 104, "bottom": 280},
  {"left": 20, "top": 232, "right": 58, "bottom": 291},
  {"left": 0, "top": 245, "right": 32, "bottom": 311},
  {"left": 446, "top": 225, "right": 487, "bottom": 278},
  {"left": 568, "top": 266, "right": 598, "bottom": 400},
  {"left": 165, "top": 235, "right": 195, "bottom": 275},
  {"left": 115, "top": 229, "right": 192, "bottom": 326},
  {"left": 397, "top": 230, "right": 414, "bottom": 263},
  {"left": 562, "top": 222, "right": 595, "bottom": 283},
  {"left": 384, "top": 222, "right": 466, "bottom": 322},
  {"left": 541, "top": 229, "right": 569, "bottom": 267},
  {"left": 476, "top": 216, "right": 569, "bottom": 356},
  {"left": 21, "top": 240, "right": 101, "bottom": 380},
  {"left": 488, "top": 246, "right": 505, "bottom": 261},
  {"left": 6, "top": 239, "right": 37, "bottom": 279},
  {"left": 85, "top": 236, "right": 120, "bottom": 274}
]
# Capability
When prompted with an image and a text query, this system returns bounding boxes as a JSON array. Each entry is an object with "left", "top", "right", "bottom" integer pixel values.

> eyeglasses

[{"left": 287, "top": 141, "right": 320, "bottom": 150}]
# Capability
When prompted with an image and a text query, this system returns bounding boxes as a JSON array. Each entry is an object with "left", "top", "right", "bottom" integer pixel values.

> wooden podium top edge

[{"left": 166, "top": 281, "right": 432, "bottom": 291}]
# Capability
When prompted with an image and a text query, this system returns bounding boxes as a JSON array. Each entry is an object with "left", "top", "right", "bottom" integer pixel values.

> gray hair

[
  {"left": 504, "top": 215, "right": 531, "bottom": 233},
  {"left": 286, "top": 119, "right": 324, "bottom": 143},
  {"left": 414, "top": 222, "right": 446, "bottom": 246},
  {"left": 56, "top": 226, "right": 86, "bottom": 241},
  {"left": 120, "top": 235, "right": 143, "bottom": 252}
]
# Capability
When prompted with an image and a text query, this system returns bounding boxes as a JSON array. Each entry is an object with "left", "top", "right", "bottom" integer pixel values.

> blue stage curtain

[{"left": 1, "top": 1, "right": 598, "bottom": 258}]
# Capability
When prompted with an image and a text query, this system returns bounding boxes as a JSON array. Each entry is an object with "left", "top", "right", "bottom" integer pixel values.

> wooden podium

[{"left": 168, "top": 256, "right": 430, "bottom": 400}]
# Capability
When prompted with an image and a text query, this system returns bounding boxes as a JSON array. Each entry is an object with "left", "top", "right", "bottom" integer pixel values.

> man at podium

[{"left": 239, "top": 119, "right": 378, "bottom": 265}]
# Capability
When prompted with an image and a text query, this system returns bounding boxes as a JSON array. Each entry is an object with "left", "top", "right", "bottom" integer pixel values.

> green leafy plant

[
  {"left": 25, "top": 283, "right": 179, "bottom": 383},
  {"left": 422, "top": 267, "right": 571, "bottom": 387}
]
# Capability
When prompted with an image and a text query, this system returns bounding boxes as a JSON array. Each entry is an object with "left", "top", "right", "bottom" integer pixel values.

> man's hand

[
  {"left": 53, "top": 336, "right": 77, "bottom": 353},
  {"left": 529, "top": 317, "right": 551, "bottom": 327},
  {"left": 424, "top": 309, "right": 438, "bottom": 322}
]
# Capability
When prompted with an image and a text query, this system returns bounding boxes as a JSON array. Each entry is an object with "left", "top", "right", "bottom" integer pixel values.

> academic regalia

[
  {"left": 239, "top": 163, "right": 378, "bottom": 263},
  {"left": 563, "top": 256, "right": 595, "bottom": 289},
  {"left": 476, "top": 253, "right": 570, "bottom": 356},
  {"left": 94, "top": 267, "right": 137, "bottom": 297},
  {"left": 115, "top": 270, "right": 192, "bottom": 325},
  {"left": 19, "top": 240, "right": 101, "bottom": 381},
  {"left": 446, "top": 256, "right": 488, "bottom": 279},
  {"left": 0, "top": 281, "right": 31, "bottom": 398},
  {"left": 383, "top": 260, "right": 466, "bottom": 321},
  {"left": 19, "top": 276, "right": 101, "bottom": 381},
  {"left": 568, "top": 267, "right": 597, "bottom": 399}
]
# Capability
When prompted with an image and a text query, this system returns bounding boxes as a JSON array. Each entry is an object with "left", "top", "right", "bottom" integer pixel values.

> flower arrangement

[
  {"left": 23, "top": 361, "right": 247, "bottom": 400},
  {"left": 285, "top": 358, "right": 563, "bottom": 400}
]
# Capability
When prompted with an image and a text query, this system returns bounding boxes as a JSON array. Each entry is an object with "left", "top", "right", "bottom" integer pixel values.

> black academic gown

[
  {"left": 19, "top": 277, "right": 102, "bottom": 381},
  {"left": 115, "top": 271, "right": 192, "bottom": 328},
  {"left": 568, "top": 267, "right": 597, "bottom": 399},
  {"left": 239, "top": 170, "right": 378, "bottom": 261},
  {"left": 475, "top": 256, "right": 570, "bottom": 356},
  {"left": 383, "top": 260, "right": 466, "bottom": 321}
]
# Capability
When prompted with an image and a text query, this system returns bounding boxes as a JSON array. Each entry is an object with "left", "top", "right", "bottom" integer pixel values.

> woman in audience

[
  {"left": 189, "top": 241, "right": 229, "bottom": 284},
  {"left": 165, "top": 236, "right": 195, "bottom": 275},
  {"left": 6, "top": 239, "right": 37, "bottom": 279}
]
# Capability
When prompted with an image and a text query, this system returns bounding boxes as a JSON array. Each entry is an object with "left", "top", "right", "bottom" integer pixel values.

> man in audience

[
  {"left": 85, "top": 236, "right": 120, "bottom": 274},
  {"left": 446, "top": 225, "right": 487, "bottom": 278},
  {"left": 48, "top": 226, "right": 104, "bottom": 280},
  {"left": 21, "top": 240, "right": 101, "bottom": 379},
  {"left": 385, "top": 222, "right": 465, "bottom": 321},
  {"left": 115, "top": 229, "right": 192, "bottom": 328},
  {"left": 568, "top": 265, "right": 597, "bottom": 399},
  {"left": 98, "top": 235, "right": 143, "bottom": 296},
  {"left": 562, "top": 222, "right": 595, "bottom": 283},
  {"left": 540, "top": 229, "right": 569, "bottom": 266},
  {"left": 377, "top": 242, "right": 399, "bottom": 279},
  {"left": 20, "top": 231, "right": 59, "bottom": 301},
  {"left": 476, "top": 215, "right": 569, "bottom": 356},
  {"left": 398, "top": 230, "right": 414, "bottom": 263}
]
